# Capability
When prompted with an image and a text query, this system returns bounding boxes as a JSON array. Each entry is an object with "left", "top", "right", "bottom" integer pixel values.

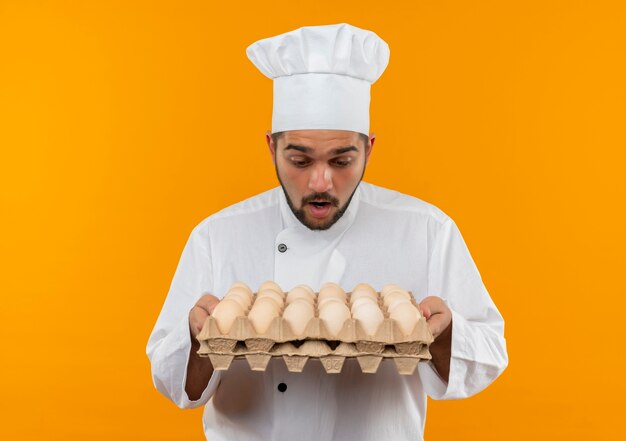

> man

[{"left": 147, "top": 23, "right": 508, "bottom": 441}]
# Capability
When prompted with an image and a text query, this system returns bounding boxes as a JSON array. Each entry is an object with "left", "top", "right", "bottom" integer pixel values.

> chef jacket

[{"left": 147, "top": 181, "right": 508, "bottom": 441}]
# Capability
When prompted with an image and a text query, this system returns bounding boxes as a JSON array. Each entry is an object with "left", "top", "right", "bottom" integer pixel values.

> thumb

[
  {"left": 418, "top": 303, "right": 432, "bottom": 319},
  {"left": 425, "top": 313, "right": 447, "bottom": 338},
  {"left": 196, "top": 294, "right": 220, "bottom": 315}
]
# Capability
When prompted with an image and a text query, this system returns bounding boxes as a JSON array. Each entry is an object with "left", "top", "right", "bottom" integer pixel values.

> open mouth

[
  {"left": 307, "top": 200, "right": 333, "bottom": 218},
  {"left": 310, "top": 201, "right": 331, "bottom": 208},
  {"left": 300, "top": 193, "right": 339, "bottom": 220}
]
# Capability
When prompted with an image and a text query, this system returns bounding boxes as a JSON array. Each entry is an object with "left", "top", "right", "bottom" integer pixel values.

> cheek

[
  {"left": 335, "top": 167, "right": 363, "bottom": 192},
  {"left": 277, "top": 163, "right": 308, "bottom": 193},
  {"left": 281, "top": 168, "right": 305, "bottom": 186}
]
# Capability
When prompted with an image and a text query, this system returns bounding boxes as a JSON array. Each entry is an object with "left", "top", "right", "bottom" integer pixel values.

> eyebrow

[{"left": 284, "top": 144, "right": 359, "bottom": 155}]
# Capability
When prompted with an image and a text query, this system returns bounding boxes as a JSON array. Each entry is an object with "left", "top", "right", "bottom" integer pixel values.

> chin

[
  {"left": 300, "top": 209, "right": 341, "bottom": 231},
  {"left": 304, "top": 219, "right": 333, "bottom": 231}
]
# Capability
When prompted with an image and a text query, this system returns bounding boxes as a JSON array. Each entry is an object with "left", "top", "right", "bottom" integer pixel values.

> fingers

[
  {"left": 425, "top": 313, "right": 448, "bottom": 339},
  {"left": 419, "top": 296, "right": 444, "bottom": 316},
  {"left": 189, "top": 294, "right": 221, "bottom": 336},
  {"left": 196, "top": 294, "right": 221, "bottom": 315},
  {"left": 418, "top": 296, "right": 452, "bottom": 340},
  {"left": 189, "top": 306, "right": 207, "bottom": 337}
]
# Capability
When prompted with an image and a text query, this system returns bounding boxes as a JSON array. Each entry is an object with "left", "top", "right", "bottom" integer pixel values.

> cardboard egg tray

[{"left": 196, "top": 292, "right": 434, "bottom": 375}]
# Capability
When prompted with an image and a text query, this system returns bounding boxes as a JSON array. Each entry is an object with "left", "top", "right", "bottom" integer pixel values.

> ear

[
  {"left": 266, "top": 131, "right": 276, "bottom": 162},
  {"left": 365, "top": 133, "right": 376, "bottom": 162}
]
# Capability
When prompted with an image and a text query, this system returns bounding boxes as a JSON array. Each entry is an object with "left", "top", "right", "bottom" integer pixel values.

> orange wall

[{"left": 1, "top": 1, "right": 624, "bottom": 440}]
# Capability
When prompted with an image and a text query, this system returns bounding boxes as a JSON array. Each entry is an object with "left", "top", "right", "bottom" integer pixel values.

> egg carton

[
  {"left": 196, "top": 290, "right": 434, "bottom": 375},
  {"left": 199, "top": 339, "right": 431, "bottom": 375},
  {"left": 197, "top": 313, "right": 432, "bottom": 353}
]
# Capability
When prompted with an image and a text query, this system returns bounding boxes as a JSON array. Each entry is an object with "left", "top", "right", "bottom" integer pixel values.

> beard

[{"left": 275, "top": 165, "right": 365, "bottom": 231}]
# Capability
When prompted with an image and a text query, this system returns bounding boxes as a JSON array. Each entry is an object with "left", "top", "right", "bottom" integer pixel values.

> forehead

[{"left": 278, "top": 130, "right": 363, "bottom": 152}]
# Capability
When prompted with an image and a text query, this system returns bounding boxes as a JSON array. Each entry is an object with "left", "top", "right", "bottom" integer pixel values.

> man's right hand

[
  {"left": 189, "top": 294, "right": 221, "bottom": 337},
  {"left": 186, "top": 294, "right": 220, "bottom": 401}
]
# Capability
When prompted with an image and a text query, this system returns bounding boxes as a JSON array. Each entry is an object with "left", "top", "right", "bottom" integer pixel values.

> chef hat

[{"left": 246, "top": 23, "right": 390, "bottom": 135}]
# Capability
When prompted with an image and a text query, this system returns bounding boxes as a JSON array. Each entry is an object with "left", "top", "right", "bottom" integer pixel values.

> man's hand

[
  {"left": 189, "top": 294, "right": 221, "bottom": 337},
  {"left": 418, "top": 296, "right": 452, "bottom": 340},
  {"left": 186, "top": 293, "right": 220, "bottom": 401},
  {"left": 419, "top": 296, "right": 453, "bottom": 382}
]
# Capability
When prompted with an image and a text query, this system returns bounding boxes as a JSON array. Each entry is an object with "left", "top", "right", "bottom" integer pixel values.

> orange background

[{"left": 1, "top": 1, "right": 624, "bottom": 440}]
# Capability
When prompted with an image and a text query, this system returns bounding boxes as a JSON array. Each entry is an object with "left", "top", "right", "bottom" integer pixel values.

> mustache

[{"left": 302, "top": 192, "right": 339, "bottom": 207}]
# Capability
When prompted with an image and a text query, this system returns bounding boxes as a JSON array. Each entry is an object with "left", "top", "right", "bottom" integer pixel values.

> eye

[
  {"left": 330, "top": 157, "right": 353, "bottom": 168},
  {"left": 289, "top": 156, "right": 312, "bottom": 168}
]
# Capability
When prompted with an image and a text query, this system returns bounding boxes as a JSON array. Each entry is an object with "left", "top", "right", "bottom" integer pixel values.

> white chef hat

[{"left": 246, "top": 23, "right": 390, "bottom": 135}]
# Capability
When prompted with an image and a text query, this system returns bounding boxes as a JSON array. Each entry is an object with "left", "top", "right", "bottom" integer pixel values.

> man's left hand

[
  {"left": 418, "top": 296, "right": 452, "bottom": 340},
  {"left": 418, "top": 296, "right": 452, "bottom": 382}
]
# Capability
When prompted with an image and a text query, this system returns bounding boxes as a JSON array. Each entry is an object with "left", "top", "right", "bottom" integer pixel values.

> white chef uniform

[{"left": 146, "top": 181, "right": 508, "bottom": 441}]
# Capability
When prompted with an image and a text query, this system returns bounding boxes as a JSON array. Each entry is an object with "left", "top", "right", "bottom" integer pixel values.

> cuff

[
  {"left": 181, "top": 319, "right": 221, "bottom": 407},
  {"left": 418, "top": 308, "right": 468, "bottom": 400},
  {"left": 163, "top": 315, "right": 221, "bottom": 408}
]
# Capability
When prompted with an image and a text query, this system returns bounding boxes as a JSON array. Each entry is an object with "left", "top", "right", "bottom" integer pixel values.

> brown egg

[
  {"left": 248, "top": 300, "right": 280, "bottom": 334},
  {"left": 390, "top": 303, "right": 420, "bottom": 335},
  {"left": 318, "top": 283, "right": 347, "bottom": 303},
  {"left": 381, "top": 284, "right": 404, "bottom": 296},
  {"left": 352, "top": 283, "right": 377, "bottom": 292},
  {"left": 229, "top": 282, "right": 253, "bottom": 294},
  {"left": 349, "top": 284, "right": 378, "bottom": 305},
  {"left": 228, "top": 286, "right": 254, "bottom": 299},
  {"left": 350, "top": 296, "right": 379, "bottom": 314},
  {"left": 295, "top": 284, "right": 315, "bottom": 296},
  {"left": 211, "top": 299, "right": 245, "bottom": 334},
  {"left": 257, "top": 289, "right": 285, "bottom": 308},
  {"left": 387, "top": 297, "right": 412, "bottom": 314},
  {"left": 353, "top": 302, "right": 384, "bottom": 335},
  {"left": 252, "top": 295, "right": 283, "bottom": 313},
  {"left": 286, "top": 286, "right": 315, "bottom": 305},
  {"left": 319, "top": 302, "right": 351, "bottom": 338},
  {"left": 318, "top": 296, "right": 347, "bottom": 311},
  {"left": 225, "top": 287, "right": 253, "bottom": 309},
  {"left": 259, "top": 281, "right": 284, "bottom": 297},
  {"left": 283, "top": 299, "right": 315, "bottom": 336},
  {"left": 288, "top": 297, "right": 315, "bottom": 311},
  {"left": 224, "top": 292, "right": 250, "bottom": 311},
  {"left": 383, "top": 289, "right": 411, "bottom": 308}
]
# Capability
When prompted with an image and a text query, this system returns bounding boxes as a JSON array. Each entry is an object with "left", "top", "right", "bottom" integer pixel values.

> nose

[{"left": 308, "top": 164, "right": 333, "bottom": 193}]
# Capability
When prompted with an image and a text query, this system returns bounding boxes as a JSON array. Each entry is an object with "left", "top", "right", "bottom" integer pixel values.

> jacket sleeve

[
  {"left": 146, "top": 223, "right": 222, "bottom": 408},
  {"left": 418, "top": 218, "right": 508, "bottom": 399}
]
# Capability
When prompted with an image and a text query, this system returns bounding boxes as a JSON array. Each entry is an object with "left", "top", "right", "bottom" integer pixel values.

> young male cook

[{"left": 147, "top": 23, "right": 508, "bottom": 441}]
